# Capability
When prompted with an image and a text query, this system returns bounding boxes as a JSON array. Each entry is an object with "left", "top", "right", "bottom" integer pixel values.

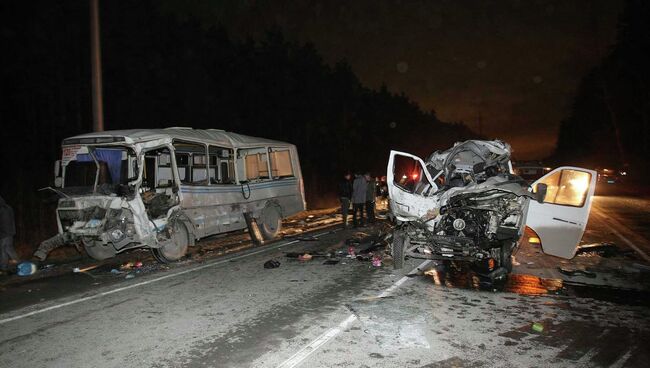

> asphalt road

[{"left": 1, "top": 192, "right": 649, "bottom": 368}]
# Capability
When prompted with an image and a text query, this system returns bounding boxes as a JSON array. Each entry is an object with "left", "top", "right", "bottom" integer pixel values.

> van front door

[
  {"left": 386, "top": 150, "right": 439, "bottom": 221},
  {"left": 526, "top": 166, "right": 597, "bottom": 259}
]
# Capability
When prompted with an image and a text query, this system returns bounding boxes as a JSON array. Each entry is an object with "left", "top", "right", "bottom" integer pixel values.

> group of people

[{"left": 338, "top": 172, "right": 383, "bottom": 228}]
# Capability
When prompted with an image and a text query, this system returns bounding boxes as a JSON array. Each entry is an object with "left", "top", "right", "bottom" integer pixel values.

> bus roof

[{"left": 62, "top": 128, "right": 294, "bottom": 149}]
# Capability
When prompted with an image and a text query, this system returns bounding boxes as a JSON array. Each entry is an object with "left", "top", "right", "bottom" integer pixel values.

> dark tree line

[
  {"left": 554, "top": 0, "right": 650, "bottom": 179},
  {"left": 0, "top": 0, "right": 475, "bottom": 252}
]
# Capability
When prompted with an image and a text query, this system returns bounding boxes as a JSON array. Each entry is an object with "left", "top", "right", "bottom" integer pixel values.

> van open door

[
  {"left": 387, "top": 151, "right": 439, "bottom": 221},
  {"left": 526, "top": 166, "right": 597, "bottom": 259}
]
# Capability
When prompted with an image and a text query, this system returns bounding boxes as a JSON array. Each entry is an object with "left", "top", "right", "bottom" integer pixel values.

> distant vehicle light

[{"left": 620, "top": 171, "right": 627, "bottom": 176}]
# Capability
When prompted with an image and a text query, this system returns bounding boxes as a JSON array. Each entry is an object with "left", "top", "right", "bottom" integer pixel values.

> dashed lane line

[
  {"left": 276, "top": 260, "right": 432, "bottom": 368},
  {"left": 591, "top": 204, "right": 650, "bottom": 262}
]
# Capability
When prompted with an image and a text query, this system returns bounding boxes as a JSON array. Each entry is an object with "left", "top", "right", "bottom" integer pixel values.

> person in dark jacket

[
  {"left": 0, "top": 196, "right": 19, "bottom": 273},
  {"left": 365, "top": 173, "right": 376, "bottom": 224},
  {"left": 338, "top": 173, "right": 353, "bottom": 227},
  {"left": 352, "top": 173, "right": 367, "bottom": 227}
]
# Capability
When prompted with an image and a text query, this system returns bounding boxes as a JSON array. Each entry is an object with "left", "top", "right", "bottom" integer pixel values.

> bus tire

[
  {"left": 152, "top": 221, "right": 189, "bottom": 263},
  {"left": 83, "top": 238, "right": 117, "bottom": 260},
  {"left": 259, "top": 204, "right": 282, "bottom": 240}
]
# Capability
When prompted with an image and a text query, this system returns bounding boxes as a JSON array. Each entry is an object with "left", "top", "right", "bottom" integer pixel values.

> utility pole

[{"left": 90, "top": 0, "right": 104, "bottom": 132}]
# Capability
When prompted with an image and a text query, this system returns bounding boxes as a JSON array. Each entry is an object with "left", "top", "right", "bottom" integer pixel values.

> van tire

[
  {"left": 259, "top": 204, "right": 282, "bottom": 240},
  {"left": 500, "top": 243, "right": 514, "bottom": 273},
  {"left": 152, "top": 221, "right": 189, "bottom": 263},
  {"left": 83, "top": 239, "right": 117, "bottom": 260},
  {"left": 392, "top": 231, "right": 407, "bottom": 270}
]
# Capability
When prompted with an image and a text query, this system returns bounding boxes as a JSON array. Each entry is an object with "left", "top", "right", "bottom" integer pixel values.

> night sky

[{"left": 160, "top": 0, "right": 623, "bottom": 159}]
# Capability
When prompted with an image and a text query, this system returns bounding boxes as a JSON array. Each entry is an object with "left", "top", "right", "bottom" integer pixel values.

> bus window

[
  {"left": 142, "top": 147, "right": 175, "bottom": 189},
  {"left": 175, "top": 153, "right": 190, "bottom": 184},
  {"left": 208, "top": 146, "right": 235, "bottom": 184},
  {"left": 269, "top": 148, "right": 294, "bottom": 179},
  {"left": 238, "top": 147, "right": 270, "bottom": 182},
  {"left": 173, "top": 141, "right": 207, "bottom": 185},
  {"left": 192, "top": 154, "right": 208, "bottom": 184}
]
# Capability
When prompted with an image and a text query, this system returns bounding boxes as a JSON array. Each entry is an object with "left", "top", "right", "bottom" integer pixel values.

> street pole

[{"left": 90, "top": 0, "right": 104, "bottom": 132}]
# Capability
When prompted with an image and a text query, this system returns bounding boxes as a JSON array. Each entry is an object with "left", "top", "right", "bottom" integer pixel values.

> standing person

[
  {"left": 352, "top": 172, "right": 367, "bottom": 227},
  {"left": 0, "top": 196, "right": 19, "bottom": 275},
  {"left": 365, "top": 173, "right": 376, "bottom": 223},
  {"left": 338, "top": 172, "right": 353, "bottom": 228}
]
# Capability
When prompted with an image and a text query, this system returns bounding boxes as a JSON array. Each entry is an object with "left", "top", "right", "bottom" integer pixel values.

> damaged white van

[
  {"left": 387, "top": 140, "right": 596, "bottom": 280},
  {"left": 36, "top": 128, "right": 305, "bottom": 262}
]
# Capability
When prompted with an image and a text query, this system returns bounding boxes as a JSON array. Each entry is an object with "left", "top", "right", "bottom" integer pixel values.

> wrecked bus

[
  {"left": 37, "top": 128, "right": 306, "bottom": 262},
  {"left": 387, "top": 140, "right": 596, "bottom": 281}
]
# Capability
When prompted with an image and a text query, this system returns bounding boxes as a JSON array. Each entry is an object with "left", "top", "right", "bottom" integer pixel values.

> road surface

[{"left": 0, "top": 193, "right": 649, "bottom": 367}]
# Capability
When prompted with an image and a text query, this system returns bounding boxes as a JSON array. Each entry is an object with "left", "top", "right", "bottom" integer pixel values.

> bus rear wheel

[
  {"left": 259, "top": 204, "right": 282, "bottom": 240},
  {"left": 152, "top": 221, "right": 189, "bottom": 263}
]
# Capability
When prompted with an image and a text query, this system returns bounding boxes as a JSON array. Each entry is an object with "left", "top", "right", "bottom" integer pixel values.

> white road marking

[
  {"left": 276, "top": 260, "right": 432, "bottom": 368},
  {"left": 609, "top": 348, "right": 632, "bottom": 368},
  {"left": 591, "top": 205, "right": 650, "bottom": 262},
  {"left": 0, "top": 228, "right": 341, "bottom": 325}
]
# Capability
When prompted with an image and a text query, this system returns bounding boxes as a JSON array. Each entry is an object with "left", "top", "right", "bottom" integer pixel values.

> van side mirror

[
  {"left": 535, "top": 183, "right": 548, "bottom": 203},
  {"left": 54, "top": 160, "right": 63, "bottom": 188}
]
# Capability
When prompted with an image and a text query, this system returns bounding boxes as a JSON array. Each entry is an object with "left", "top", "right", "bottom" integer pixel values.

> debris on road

[
  {"left": 263, "top": 259, "right": 281, "bottom": 269},
  {"left": 531, "top": 322, "right": 544, "bottom": 333},
  {"left": 347, "top": 246, "right": 356, "bottom": 257},
  {"left": 558, "top": 267, "right": 597, "bottom": 278},
  {"left": 323, "top": 259, "right": 339, "bottom": 265},
  {"left": 372, "top": 255, "right": 382, "bottom": 267},
  {"left": 576, "top": 242, "right": 624, "bottom": 257},
  {"left": 298, "top": 253, "right": 313, "bottom": 261},
  {"left": 17, "top": 262, "right": 37, "bottom": 276}
]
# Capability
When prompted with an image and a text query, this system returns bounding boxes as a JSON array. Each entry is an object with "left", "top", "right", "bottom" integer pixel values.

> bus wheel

[
  {"left": 83, "top": 238, "right": 117, "bottom": 260},
  {"left": 152, "top": 221, "right": 189, "bottom": 263},
  {"left": 259, "top": 205, "right": 282, "bottom": 240}
]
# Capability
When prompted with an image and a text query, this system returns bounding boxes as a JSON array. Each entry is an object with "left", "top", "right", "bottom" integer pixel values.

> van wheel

[
  {"left": 152, "top": 221, "right": 189, "bottom": 263},
  {"left": 392, "top": 231, "right": 407, "bottom": 270},
  {"left": 83, "top": 238, "right": 117, "bottom": 260},
  {"left": 259, "top": 205, "right": 282, "bottom": 240},
  {"left": 500, "top": 243, "right": 514, "bottom": 273}
]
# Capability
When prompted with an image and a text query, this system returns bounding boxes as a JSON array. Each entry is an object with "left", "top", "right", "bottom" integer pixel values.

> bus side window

[
  {"left": 175, "top": 153, "right": 190, "bottom": 184},
  {"left": 208, "top": 146, "right": 235, "bottom": 184},
  {"left": 157, "top": 151, "right": 173, "bottom": 188},
  {"left": 269, "top": 148, "right": 294, "bottom": 179},
  {"left": 239, "top": 147, "right": 270, "bottom": 182},
  {"left": 191, "top": 154, "right": 208, "bottom": 184},
  {"left": 173, "top": 140, "right": 207, "bottom": 185}
]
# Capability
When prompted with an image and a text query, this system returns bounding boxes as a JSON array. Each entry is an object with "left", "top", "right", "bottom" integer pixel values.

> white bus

[{"left": 42, "top": 128, "right": 306, "bottom": 262}]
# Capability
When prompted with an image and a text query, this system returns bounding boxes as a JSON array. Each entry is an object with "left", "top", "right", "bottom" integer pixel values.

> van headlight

[
  {"left": 110, "top": 228, "right": 125, "bottom": 241},
  {"left": 125, "top": 223, "right": 136, "bottom": 237}
]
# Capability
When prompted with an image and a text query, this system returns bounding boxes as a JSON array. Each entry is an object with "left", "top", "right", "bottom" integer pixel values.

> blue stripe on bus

[{"left": 180, "top": 180, "right": 297, "bottom": 193}]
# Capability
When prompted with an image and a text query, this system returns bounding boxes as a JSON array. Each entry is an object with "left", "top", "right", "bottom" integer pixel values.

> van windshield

[{"left": 62, "top": 146, "right": 138, "bottom": 196}]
